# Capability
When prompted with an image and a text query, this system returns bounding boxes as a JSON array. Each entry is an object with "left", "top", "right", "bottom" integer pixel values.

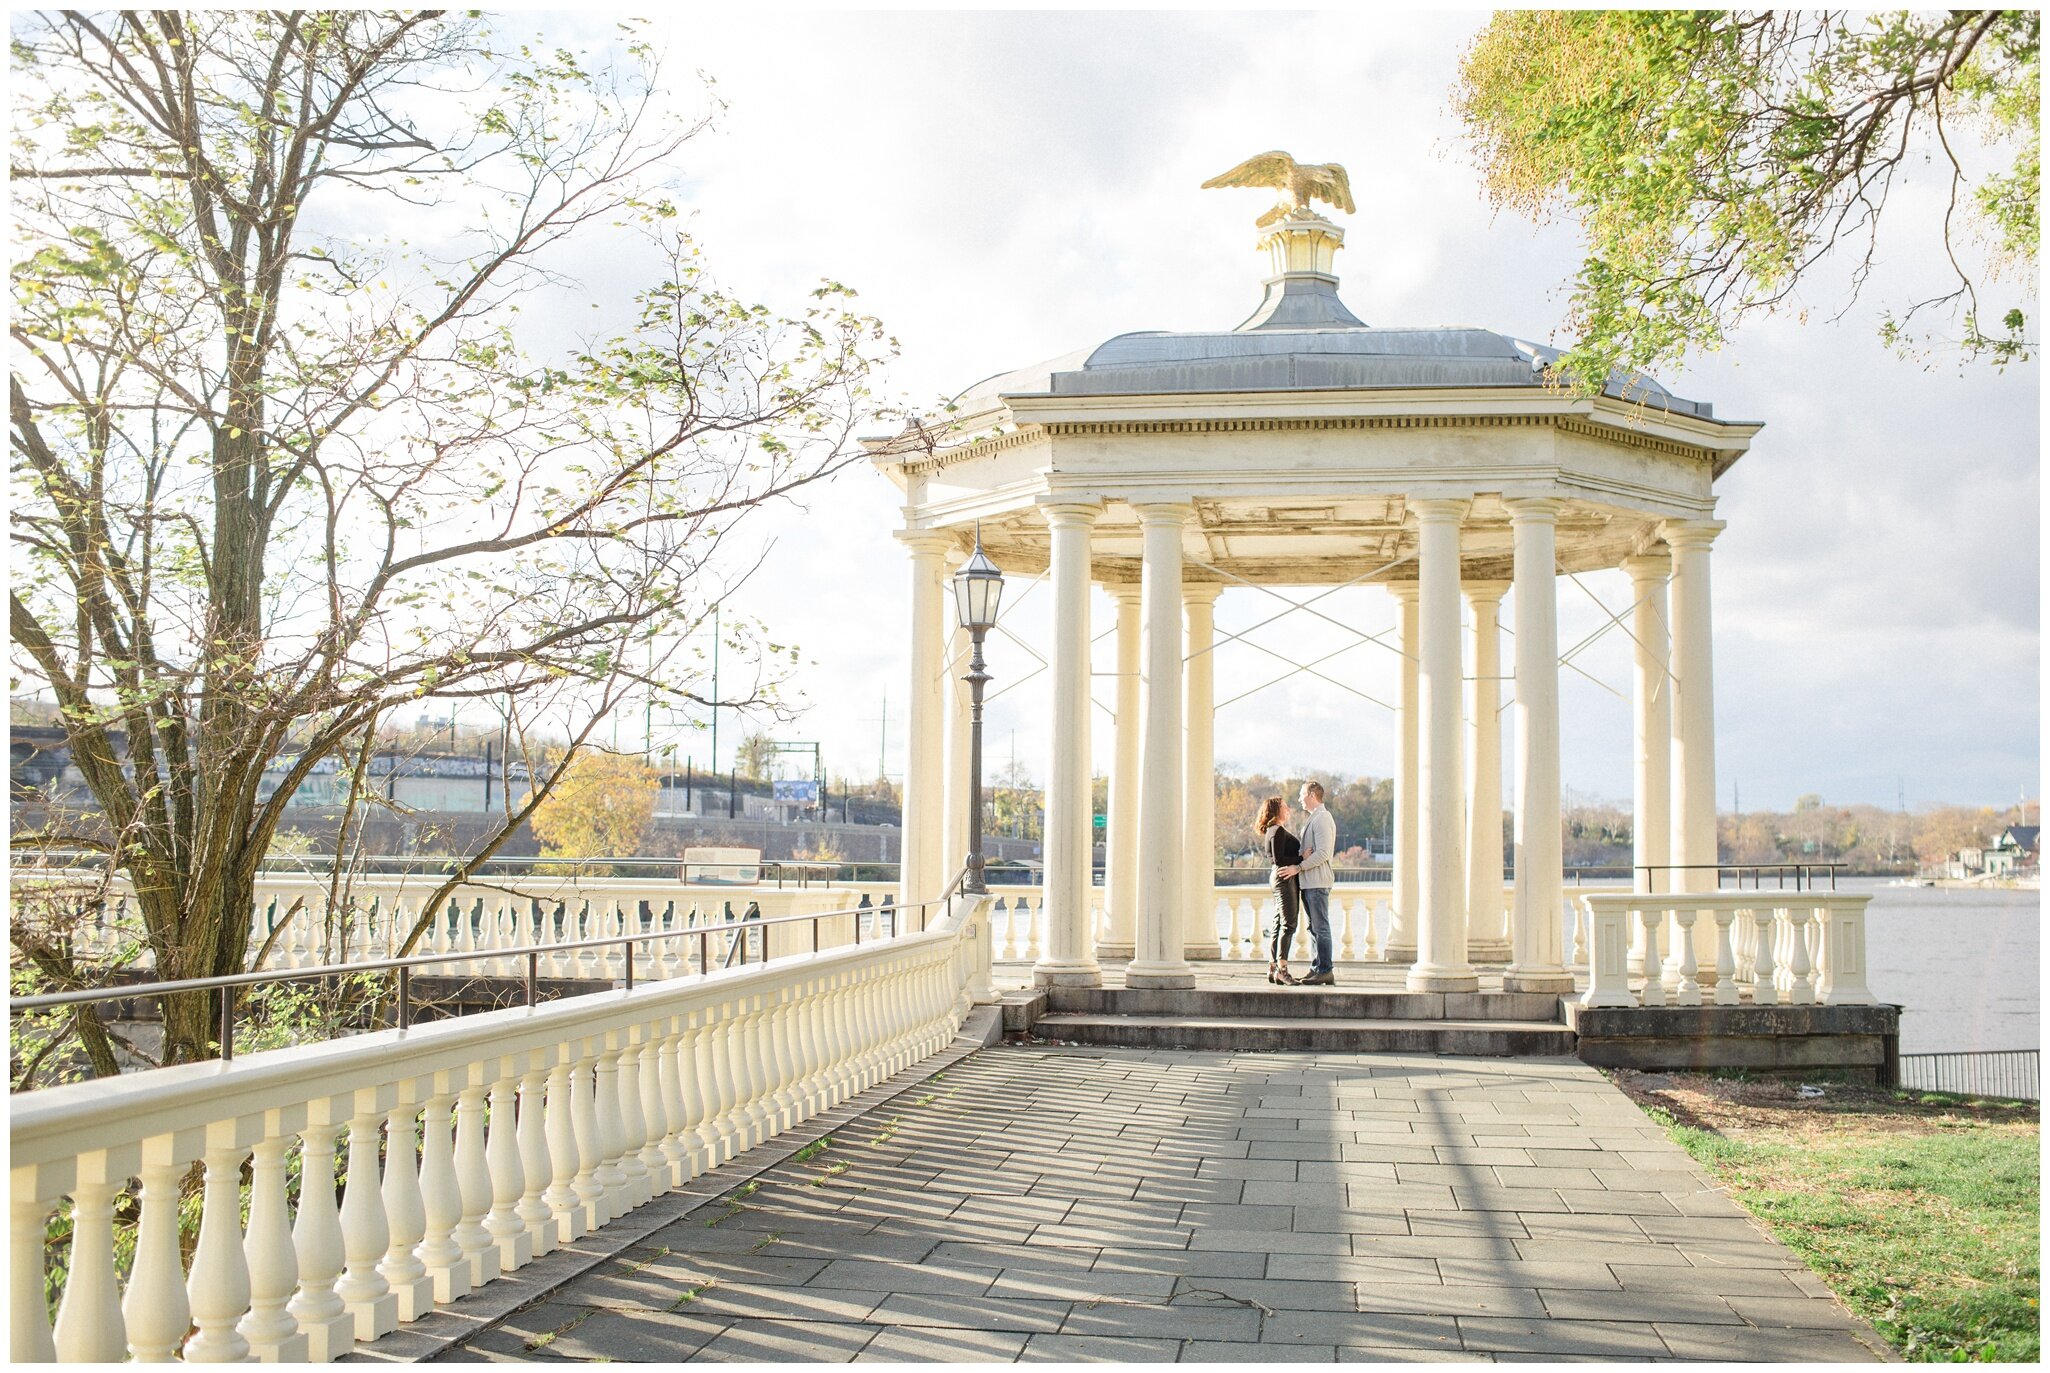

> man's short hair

[{"left": 1300, "top": 780, "right": 1325, "bottom": 802}]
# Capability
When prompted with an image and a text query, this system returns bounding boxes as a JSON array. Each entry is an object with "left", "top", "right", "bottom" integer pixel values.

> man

[{"left": 1294, "top": 780, "right": 1338, "bottom": 985}]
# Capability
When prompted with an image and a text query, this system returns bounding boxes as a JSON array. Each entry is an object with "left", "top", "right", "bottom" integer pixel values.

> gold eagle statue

[{"left": 1201, "top": 150, "right": 1356, "bottom": 227}]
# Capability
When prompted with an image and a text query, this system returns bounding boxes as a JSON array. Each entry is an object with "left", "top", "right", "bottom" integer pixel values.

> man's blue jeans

[{"left": 1300, "top": 887, "right": 1333, "bottom": 974}]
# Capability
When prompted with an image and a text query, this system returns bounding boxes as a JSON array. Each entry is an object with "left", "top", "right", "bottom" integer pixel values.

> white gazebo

[{"left": 871, "top": 171, "right": 1759, "bottom": 996}]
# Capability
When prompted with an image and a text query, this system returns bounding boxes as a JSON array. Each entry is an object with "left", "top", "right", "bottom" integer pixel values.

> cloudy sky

[{"left": 541, "top": 8, "right": 2037, "bottom": 813}]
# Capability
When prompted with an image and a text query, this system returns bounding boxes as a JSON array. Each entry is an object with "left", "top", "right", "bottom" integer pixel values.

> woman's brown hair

[{"left": 1255, "top": 795, "right": 1285, "bottom": 837}]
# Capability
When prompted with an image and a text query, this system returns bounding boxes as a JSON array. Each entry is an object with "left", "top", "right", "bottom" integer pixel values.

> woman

[{"left": 1256, "top": 795, "right": 1304, "bottom": 985}]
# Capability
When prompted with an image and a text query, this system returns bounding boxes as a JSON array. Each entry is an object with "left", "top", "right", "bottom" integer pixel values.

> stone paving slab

[{"left": 429, "top": 1044, "right": 1895, "bottom": 1362}]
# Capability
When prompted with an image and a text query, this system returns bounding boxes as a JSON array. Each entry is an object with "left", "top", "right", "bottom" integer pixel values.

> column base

[
  {"left": 1467, "top": 939, "right": 1511, "bottom": 964},
  {"left": 1092, "top": 942, "right": 1135, "bottom": 963},
  {"left": 1124, "top": 959, "right": 1197, "bottom": 989},
  {"left": 1379, "top": 943, "right": 1416, "bottom": 965},
  {"left": 1031, "top": 961, "right": 1104, "bottom": 989},
  {"left": 1182, "top": 943, "right": 1222, "bottom": 962},
  {"left": 1406, "top": 965, "right": 1479, "bottom": 993},
  {"left": 1503, "top": 968, "right": 1576, "bottom": 994}
]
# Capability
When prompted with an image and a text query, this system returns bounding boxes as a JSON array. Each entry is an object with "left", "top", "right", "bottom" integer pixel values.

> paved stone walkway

[{"left": 443, "top": 1047, "right": 1892, "bottom": 1363}]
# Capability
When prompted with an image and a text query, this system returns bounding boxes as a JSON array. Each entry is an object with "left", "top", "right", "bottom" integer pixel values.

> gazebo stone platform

[{"left": 994, "top": 961, "right": 1900, "bottom": 1082}]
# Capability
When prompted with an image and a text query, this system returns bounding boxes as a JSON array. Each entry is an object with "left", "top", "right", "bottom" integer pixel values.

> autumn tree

[
  {"left": 1455, "top": 10, "right": 2039, "bottom": 384},
  {"left": 529, "top": 750, "right": 660, "bottom": 868},
  {"left": 9, "top": 12, "right": 892, "bottom": 1066}
]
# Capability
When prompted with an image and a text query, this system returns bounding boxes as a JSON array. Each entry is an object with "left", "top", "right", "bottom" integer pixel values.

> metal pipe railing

[
  {"left": 1636, "top": 862, "right": 1846, "bottom": 892},
  {"left": 11, "top": 889, "right": 954, "bottom": 1067}
]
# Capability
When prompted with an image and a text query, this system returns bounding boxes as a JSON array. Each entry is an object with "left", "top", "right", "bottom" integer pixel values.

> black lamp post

[{"left": 952, "top": 527, "right": 1005, "bottom": 896}]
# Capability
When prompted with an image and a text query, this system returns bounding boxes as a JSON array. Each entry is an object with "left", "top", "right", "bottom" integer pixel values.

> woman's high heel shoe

[{"left": 1266, "top": 961, "right": 1284, "bottom": 985}]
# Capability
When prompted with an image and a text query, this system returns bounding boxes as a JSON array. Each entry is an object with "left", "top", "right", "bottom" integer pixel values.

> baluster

[
  {"left": 712, "top": 1006, "right": 751, "bottom": 1157},
  {"left": 1336, "top": 895, "right": 1356, "bottom": 961},
  {"left": 185, "top": 1132, "right": 254, "bottom": 1362},
  {"left": 1749, "top": 907, "right": 1778, "bottom": 1006},
  {"left": 237, "top": 1128, "right": 307, "bottom": 1363},
  {"left": 1292, "top": 915, "right": 1310, "bottom": 963},
  {"left": 1711, "top": 909, "right": 1739, "bottom": 1005},
  {"left": 236, "top": 1131, "right": 303, "bottom": 1368},
  {"left": 615, "top": 1039, "right": 652, "bottom": 1210},
  {"left": 378, "top": 1103, "right": 435, "bottom": 1322},
  {"left": 516, "top": 1064, "right": 558, "bottom": 1256},
  {"left": 730, "top": 999, "right": 771, "bottom": 1148},
  {"left": 696, "top": 1010, "right": 734, "bottom": 1166},
  {"left": 640, "top": 1025, "right": 678, "bottom": 1191},
  {"left": 543, "top": 1056, "right": 588, "bottom": 1243},
  {"left": 125, "top": 1150, "right": 193, "bottom": 1361},
  {"left": 452, "top": 1082, "right": 496, "bottom": 1288},
  {"left": 52, "top": 1156, "right": 126, "bottom": 1361},
  {"left": 1782, "top": 906, "right": 1815, "bottom": 1004},
  {"left": 415, "top": 1093, "right": 470, "bottom": 1304},
  {"left": 1226, "top": 895, "right": 1246, "bottom": 959},
  {"left": 773, "top": 987, "right": 807, "bottom": 1127},
  {"left": 1570, "top": 899, "right": 1587, "bottom": 969},
  {"left": 570, "top": 1049, "right": 609, "bottom": 1227},
  {"left": 285, "top": 899, "right": 312, "bottom": 969},
  {"left": 669, "top": 1016, "right": 708, "bottom": 1181},
  {"left": 593, "top": 1038, "right": 632, "bottom": 1213},
  {"left": 485, "top": 1068, "right": 535, "bottom": 1273},
  {"left": 1638, "top": 908, "right": 1666, "bottom": 1007},
  {"left": 288, "top": 1119, "right": 355, "bottom": 1359},
  {"left": 336, "top": 1106, "right": 397, "bottom": 1339},
  {"left": 1670, "top": 909, "right": 1701, "bottom": 1006},
  {"left": 12, "top": 1186, "right": 57, "bottom": 1363}
]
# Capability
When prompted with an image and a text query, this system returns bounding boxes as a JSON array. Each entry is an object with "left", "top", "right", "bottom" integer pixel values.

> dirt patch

[{"left": 1610, "top": 1069, "right": 2039, "bottom": 1142}]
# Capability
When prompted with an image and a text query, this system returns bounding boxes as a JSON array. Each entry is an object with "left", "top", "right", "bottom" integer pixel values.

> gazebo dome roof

[{"left": 953, "top": 231, "right": 1717, "bottom": 421}]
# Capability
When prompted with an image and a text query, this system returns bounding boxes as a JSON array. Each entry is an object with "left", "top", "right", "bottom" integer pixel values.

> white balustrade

[
  {"left": 12, "top": 891, "right": 981, "bottom": 1362},
  {"left": 1577, "top": 892, "right": 1874, "bottom": 1011}
]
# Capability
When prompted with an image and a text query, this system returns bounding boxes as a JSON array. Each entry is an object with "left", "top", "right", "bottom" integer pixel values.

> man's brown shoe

[{"left": 1299, "top": 970, "right": 1336, "bottom": 987}]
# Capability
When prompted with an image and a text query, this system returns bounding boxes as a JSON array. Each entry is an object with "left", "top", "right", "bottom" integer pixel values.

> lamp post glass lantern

[{"left": 953, "top": 529, "right": 1004, "bottom": 895}]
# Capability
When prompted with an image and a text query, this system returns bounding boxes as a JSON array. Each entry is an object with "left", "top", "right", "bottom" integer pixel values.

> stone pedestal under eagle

[{"left": 1202, "top": 151, "right": 1356, "bottom": 226}]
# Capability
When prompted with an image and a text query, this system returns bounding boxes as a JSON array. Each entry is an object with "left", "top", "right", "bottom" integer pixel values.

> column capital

[
  {"left": 1182, "top": 581, "right": 1224, "bottom": 608},
  {"left": 1619, "top": 550, "right": 1672, "bottom": 581},
  {"left": 1461, "top": 579, "right": 1511, "bottom": 603},
  {"left": 1502, "top": 496, "right": 1565, "bottom": 522},
  {"left": 1659, "top": 517, "right": 1725, "bottom": 550},
  {"left": 1387, "top": 579, "right": 1419, "bottom": 603},
  {"left": 1105, "top": 581, "right": 1143, "bottom": 603},
  {"left": 1130, "top": 500, "right": 1193, "bottom": 526},
  {"left": 895, "top": 529, "right": 957, "bottom": 556},
  {"left": 1038, "top": 497, "right": 1105, "bottom": 526},
  {"left": 1406, "top": 496, "right": 1471, "bottom": 524}
]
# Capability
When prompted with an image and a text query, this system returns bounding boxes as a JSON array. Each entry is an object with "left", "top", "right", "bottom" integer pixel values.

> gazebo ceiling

[{"left": 942, "top": 492, "right": 1659, "bottom": 586}]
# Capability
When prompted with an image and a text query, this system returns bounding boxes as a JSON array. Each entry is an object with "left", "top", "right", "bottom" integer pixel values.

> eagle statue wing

[
  {"left": 1314, "top": 163, "right": 1356, "bottom": 215},
  {"left": 1201, "top": 150, "right": 1297, "bottom": 192}
]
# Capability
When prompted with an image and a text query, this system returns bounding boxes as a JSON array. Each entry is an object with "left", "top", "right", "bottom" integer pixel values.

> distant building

[{"left": 1950, "top": 825, "right": 2038, "bottom": 880}]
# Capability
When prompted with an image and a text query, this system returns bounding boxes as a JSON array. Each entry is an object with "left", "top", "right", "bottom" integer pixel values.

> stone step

[
  {"left": 1029, "top": 1011, "right": 1579, "bottom": 1057},
  {"left": 1044, "top": 985, "right": 1565, "bottom": 1023}
]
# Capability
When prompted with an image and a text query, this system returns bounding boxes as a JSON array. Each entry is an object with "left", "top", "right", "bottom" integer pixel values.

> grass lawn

[{"left": 1615, "top": 1070, "right": 2039, "bottom": 1363}]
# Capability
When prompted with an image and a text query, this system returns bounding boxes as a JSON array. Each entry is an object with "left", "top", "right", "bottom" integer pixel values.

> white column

[
  {"left": 1622, "top": 551, "right": 1672, "bottom": 976},
  {"left": 1181, "top": 582, "right": 1222, "bottom": 961},
  {"left": 1098, "top": 584, "right": 1143, "bottom": 962},
  {"left": 1504, "top": 498, "right": 1574, "bottom": 993},
  {"left": 1464, "top": 580, "right": 1510, "bottom": 962},
  {"left": 899, "top": 532, "right": 952, "bottom": 906},
  {"left": 1384, "top": 582, "right": 1420, "bottom": 962},
  {"left": 1036, "top": 500, "right": 1103, "bottom": 987},
  {"left": 1126, "top": 502, "right": 1197, "bottom": 989},
  {"left": 1408, "top": 499, "right": 1477, "bottom": 992},
  {"left": 941, "top": 613, "right": 972, "bottom": 898},
  {"left": 1665, "top": 519, "right": 1725, "bottom": 978}
]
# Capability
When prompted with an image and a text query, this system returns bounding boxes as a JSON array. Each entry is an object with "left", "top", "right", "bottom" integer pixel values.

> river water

[{"left": 1851, "top": 879, "right": 2041, "bottom": 1055}]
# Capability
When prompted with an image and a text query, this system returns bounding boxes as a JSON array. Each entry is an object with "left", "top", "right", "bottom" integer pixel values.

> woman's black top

[{"left": 1264, "top": 824, "right": 1302, "bottom": 885}]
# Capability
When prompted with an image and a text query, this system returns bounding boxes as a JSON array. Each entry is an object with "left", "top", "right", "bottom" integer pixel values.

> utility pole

[{"left": 876, "top": 688, "right": 887, "bottom": 783}]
